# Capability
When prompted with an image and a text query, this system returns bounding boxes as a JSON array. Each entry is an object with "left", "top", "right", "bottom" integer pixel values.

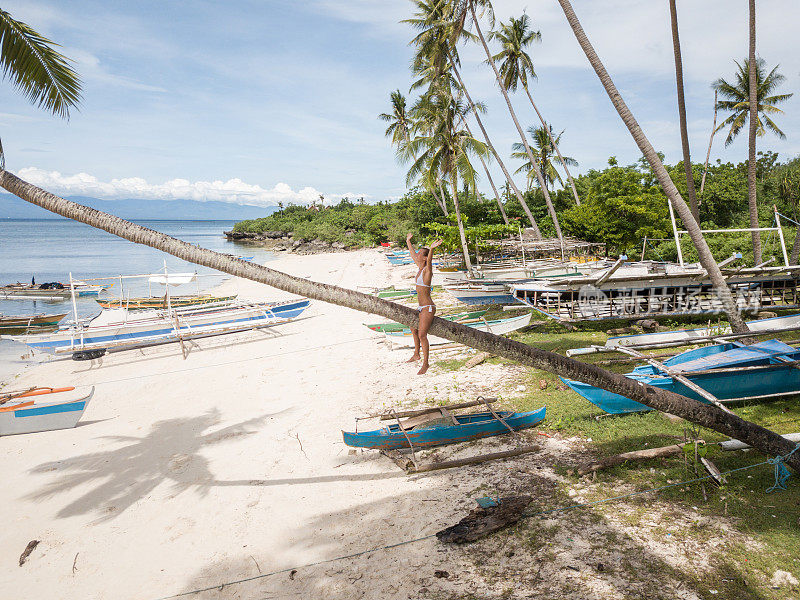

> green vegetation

[{"left": 234, "top": 152, "right": 800, "bottom": 264}]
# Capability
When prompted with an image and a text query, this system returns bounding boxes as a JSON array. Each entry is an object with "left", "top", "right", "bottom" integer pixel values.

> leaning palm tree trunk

[
  {"left": 447, "top": 51, "right": 541, "bottom": 237},
  {"left": 450, "top": 171, "right": 473, "bottom": 270},
  {"left": 461, "top": 117, "right": 509, "bottom": 223},
  {"left": 468, "top": 3, "right": 564, "bottom": 244},
  {"left": 747, "top": 0, "right": 762, "bottom": 264},
  {"left": 700, "top": 90, "right": 718, "bottom": 195},
  {"left": 0, "top": 168, "right": 795, "bottom": 470},
  {"left": 522, "top": 84, "right": 581, "bottom": 206},
  {"left": 669, "top": 0, "right": 700, "bottom": 223},
  {"left": 556, "top": 0, "right": 749, "bottom": 334},
  {"left": 437, "top": 180, "right": 450, "bottom": 215}
]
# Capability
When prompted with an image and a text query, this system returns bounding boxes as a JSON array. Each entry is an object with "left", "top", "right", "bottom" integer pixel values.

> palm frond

[{"left": 0, "top": 9, "right": 82, "bottom": 119}]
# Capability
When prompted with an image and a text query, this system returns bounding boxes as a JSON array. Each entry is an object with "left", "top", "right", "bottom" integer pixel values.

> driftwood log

[
  {"left": 408, "top": 445, "right": 541, "bottom": 474},
  {"left": 19, "top": 540, "right": 39, "bottom": 566},
  {"left": 436, "top": 496, "right": 532, "bottom": 543},
  {"left": 463, "top": 351, "right": 492, "bottom": 369},
  {"left": 576, "top": 441, "right": 702, "bottom": 476}
]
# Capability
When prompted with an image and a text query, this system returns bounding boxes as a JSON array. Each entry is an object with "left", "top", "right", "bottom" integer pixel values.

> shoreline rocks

[{"left": 223, "top": 230, "right": 361, "bottom": 255}]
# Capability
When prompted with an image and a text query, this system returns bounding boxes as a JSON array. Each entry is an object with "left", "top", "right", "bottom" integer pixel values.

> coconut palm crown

[
  {"left": 489, "top": 14, "right": 540, "bottom": 91},
  {"left": 712, "top": 57, "right": 793, "bottom": 146},
  {"left": 512, "top": 124, "right": 577, "bottom": 191},
  {"left": 0, "top": 8, "right": 82, "bottom": 167}
]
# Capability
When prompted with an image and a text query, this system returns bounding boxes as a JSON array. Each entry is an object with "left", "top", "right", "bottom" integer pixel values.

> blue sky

[{"left": 1, "top": 0, "right": 798, "bottom": 207}]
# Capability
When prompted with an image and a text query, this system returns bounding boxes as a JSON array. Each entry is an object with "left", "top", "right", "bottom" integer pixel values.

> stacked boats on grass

[{"left": 562, "top": 339, "right": 800, "bottom": 415}]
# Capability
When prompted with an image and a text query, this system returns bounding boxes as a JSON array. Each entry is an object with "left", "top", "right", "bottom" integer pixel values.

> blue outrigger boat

[
  {"left": 342, "top": 407, "right": 546, "bottom": 450},
  {"left": 562, "top": 339, "right": 800, "bottom": 414}
]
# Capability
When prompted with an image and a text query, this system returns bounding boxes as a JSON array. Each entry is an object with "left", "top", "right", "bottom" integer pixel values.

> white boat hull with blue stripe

[
  {"left": 9, "top": 299, "right": 311, "bottom": 355},
  {"left": 0, "top": 387, "right": 93, "bottom": 435}
]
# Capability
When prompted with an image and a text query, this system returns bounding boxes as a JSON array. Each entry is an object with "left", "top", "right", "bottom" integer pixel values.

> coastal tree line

[
  {"left": 1, "top": 1, "right": 800, "bottom": 471},
  {"left": 234, "top": 149, "right": 800, "bottom": 265}
]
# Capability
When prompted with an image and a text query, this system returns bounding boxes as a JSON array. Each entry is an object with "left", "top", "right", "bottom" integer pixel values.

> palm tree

[
  {"left": 512, "top": 124, "right": 578, "bottom": 196},
  {"left": 2, "top": 5, "right": 797, "bottom": 471},
  {"left": 379, "top": 90, "right": 449, "bottom": 216},
  {"left": 0, "top": 8, "right": 82, "bottom": 168},
  {"left": 668, "top": 0, "right": 700, "bottom": 223},
  {"left": 712, "top": 58, "right": 792, "bottom": 265},
  {"left": 405, "top": 91, "right": 486, "bottom": 270},
  {"left": 747, "top": 0, "right": 760, "bottom": 265},
  {"left": 491, "top": 14, "right": 581, "bottom": 207},
  {"left": 712, "top": 59, "right": 792, "bottom": 146},
  {"left": 448, "top": 1, "right": 565, "bottom": 245},
  {"left": 404, "top": 0, "right": 540, "bottom": 236},
  {"left": 410, "top": 68, "right": 508, "bottom": 223},
  {"left": 554, "top": 0, "right": 749, "bottom": 335}
]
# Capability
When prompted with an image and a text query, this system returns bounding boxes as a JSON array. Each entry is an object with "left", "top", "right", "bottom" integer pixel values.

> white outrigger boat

[
  {"left": 5, "top": 266, "right": 311, "bottom": 358},
  {"left": 383, "top": 311, "right": 532, "bottom": 349},
  {"left": 9, "top": 298, "right": 310, "bottom": 357}
]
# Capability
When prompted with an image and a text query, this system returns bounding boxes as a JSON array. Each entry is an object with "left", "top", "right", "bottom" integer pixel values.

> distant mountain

[{"left": 0, "top": 193, "right": 278, "bottom": 221}]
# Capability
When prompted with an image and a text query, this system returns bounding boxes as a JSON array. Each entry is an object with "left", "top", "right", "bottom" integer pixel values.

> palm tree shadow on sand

[{"left": 26, "top": 408, "right": 283, "bottom": 522}]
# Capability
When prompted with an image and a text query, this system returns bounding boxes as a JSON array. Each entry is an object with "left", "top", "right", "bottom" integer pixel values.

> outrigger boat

[
  {"left": 562, "top": 339, "right": 800, "bottom": 415},
  {"left": 343, "top": 401, "right": 546, "bottom": 450},
  {"left": 0, "top": 312, "right": 67, "bottom": 334},
  {"left": 8, "top": 299, "right": 311, "bottom": 357},
  {"left": 365, "top": 309, "right": 488, "bottom": 333},
  {"left": 383, "top": 311, "right": 532, "bottom": 349},
  {"left": 0, "top": 386, "right": 93, "bottom": 435},
  {"left": 0, "top": 281, "right": 108, "bottom": 300},
  {"left": 96, "top": 295, "right": 237, "bottom": 309}
]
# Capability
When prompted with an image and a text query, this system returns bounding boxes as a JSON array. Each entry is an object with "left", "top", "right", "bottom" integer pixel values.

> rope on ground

[
  {"left": 767, "top": 442, "right": 800, "bottom": 493},
  {"left": 149, "top": 457, "right": 783, "bottom": 600}
]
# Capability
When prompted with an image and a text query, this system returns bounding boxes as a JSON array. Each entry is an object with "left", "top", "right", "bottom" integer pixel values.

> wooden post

[{"left": 667, "top": 199, "right": 684, "bottom": 267}]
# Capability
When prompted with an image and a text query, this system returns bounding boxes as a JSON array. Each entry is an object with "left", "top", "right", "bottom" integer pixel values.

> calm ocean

[{"left": 0, "top": 218, "right": 274, "bottom": 383}]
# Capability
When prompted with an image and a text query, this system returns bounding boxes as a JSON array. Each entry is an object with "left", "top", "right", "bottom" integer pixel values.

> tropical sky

[{"left": 1, "top": 0, "right": 798, "bottom": 207}]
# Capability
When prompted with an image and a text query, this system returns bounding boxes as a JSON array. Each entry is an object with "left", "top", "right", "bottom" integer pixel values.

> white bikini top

[{"left": 416, "top": 269, "right": 431, "bottom": 288}]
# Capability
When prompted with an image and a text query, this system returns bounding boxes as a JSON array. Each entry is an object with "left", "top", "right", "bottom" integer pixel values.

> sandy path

[{"left": 0, "top": 249, "right": 541, "bottom": 600}]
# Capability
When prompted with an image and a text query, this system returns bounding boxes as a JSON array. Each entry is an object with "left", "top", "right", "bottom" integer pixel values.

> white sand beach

[{"left": 0, "top": 248, "right": 556, "bottom": 599}]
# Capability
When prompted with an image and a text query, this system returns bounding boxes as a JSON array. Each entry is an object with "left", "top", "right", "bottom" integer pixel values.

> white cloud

[{"left": 17, "top": 167, "right": 366, "bottom": 206}]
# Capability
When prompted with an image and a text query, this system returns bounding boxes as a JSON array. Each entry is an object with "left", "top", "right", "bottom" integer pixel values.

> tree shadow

[
  {"left": 25, "top": 408, "right": 280, "bottom": 522},
  {"left": 172, "top": 465, "right": 780, "bottom": 600}
]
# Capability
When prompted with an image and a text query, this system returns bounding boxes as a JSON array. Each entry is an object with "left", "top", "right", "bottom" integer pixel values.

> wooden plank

[
  {"left": 379, "top": 398, "right": 498, "bottom": 421},
  {"left": 576, "top": 441, "right": 699, "bottom": 476}
]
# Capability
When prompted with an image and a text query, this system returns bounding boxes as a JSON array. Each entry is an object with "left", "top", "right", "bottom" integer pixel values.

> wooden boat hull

[
  {"left": 563, "top": 340, "right": 800, "bottom": 414},
  {"left": 0, "top": 312, "right": 67, "bottom": 334},
  {"left": 342, "top": 407, "right": 546, "bottom": 449},
  {"left": 0, "top": 387, "right": 93, "bottom": 435}
]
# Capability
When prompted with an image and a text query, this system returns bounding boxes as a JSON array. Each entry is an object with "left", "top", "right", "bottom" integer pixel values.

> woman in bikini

[{"left": 405, "top": 232, "right": 443, "bottom": 375}]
